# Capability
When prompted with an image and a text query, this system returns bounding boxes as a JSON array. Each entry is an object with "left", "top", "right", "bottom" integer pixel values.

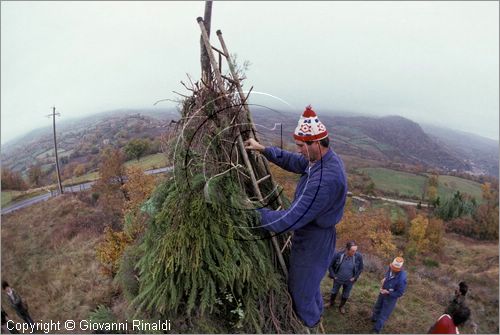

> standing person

[
  {"left": 428, "top": 304, "right": 471, "bottom": 334},
  {"left": 326, "top": 240, "right": 364, "bottom": 314},
  {"left": 445, "top": 282, "right": 467, "bottom": 315},
  {"left": 2, "top": 281, "right": 34, "bottom": 326},
  {"left": 244, "top": 105, "right": 348, "bottom": 330},
  {"left": 371, "top": 257, "right": 407, "bottom": 334},
  {"left": 445, "top": 281, "right": 478, "bottom": 333}
]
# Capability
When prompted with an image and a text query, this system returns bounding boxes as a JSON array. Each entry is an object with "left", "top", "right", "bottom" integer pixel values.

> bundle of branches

[{"left": 130, "top": 72, "right": 302, "bottom": 333}]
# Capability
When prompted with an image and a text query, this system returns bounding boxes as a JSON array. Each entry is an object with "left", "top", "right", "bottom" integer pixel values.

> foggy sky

[{"left": 1, "top": 1, "right": 498, "bottom": 144}]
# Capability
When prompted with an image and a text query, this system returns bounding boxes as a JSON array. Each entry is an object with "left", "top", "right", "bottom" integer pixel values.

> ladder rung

[
  {"left": 211, "top": 45, "right": 228, "bottom": 57},
  {"left": 221, "top": 74, "right": 238, "bottom": 85},
  {"left": 256, "top": 175, "right": 271, "bottom": 184}
]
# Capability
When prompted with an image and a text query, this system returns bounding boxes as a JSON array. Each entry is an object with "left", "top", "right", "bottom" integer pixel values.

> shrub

[
  {"left": 115, "top": 245, "right": 141, "bottom": 302},
  {"left": 422, "top": 258, "right": 439, "bottom": 268},
  {"left": 88, "top": 305, "right": 120, "bottom": 334}
]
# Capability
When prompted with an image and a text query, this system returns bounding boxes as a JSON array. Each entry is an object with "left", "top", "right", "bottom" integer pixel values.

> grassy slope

[
  {"left": 1, "top": 195, "right": 113, "bottom": 330},
  {"left": 359, "top": 167, "right": 427, "bottom": 198},
  {"left": 359, "top": 167, "right": 484, "bottom": 201},
  {"left": 320, "top": 234, "right": 498, "bottom": 334},
  {"left": 2, "top": 195, "right": 497, "bottom": 334},
  {"left": 437, "top": 175, "right": 483, "bottom": 201}
]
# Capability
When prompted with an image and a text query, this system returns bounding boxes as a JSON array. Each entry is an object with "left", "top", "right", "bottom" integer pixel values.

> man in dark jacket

[
  {"left": 2, "top": 281, "right": 34, "bottom": 326},
  {"left": 245, "top": 105, "right": 348, "bottom": 330},
  {"left": 371, "top": 257, "right": 407, "bottom": 334},
  {"left": 327, "top": 240, "right": 363, "bottom": 314}
]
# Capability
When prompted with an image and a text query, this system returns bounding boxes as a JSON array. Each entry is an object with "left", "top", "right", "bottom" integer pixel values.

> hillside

[
  {"left": 1, "top": 108, "right": 178, "bottom": 177},
  {"left": 251, "top": 109, "right": 482, "bottom": 174},
  {"left": 1, "top": 107, "right": 498, "bottom": 180},
  {"left": 421, "top": 123, "right": 499, "bottom": 177},
  {"left": 1, "top": 193, "right": 497, "bottom": 333}
]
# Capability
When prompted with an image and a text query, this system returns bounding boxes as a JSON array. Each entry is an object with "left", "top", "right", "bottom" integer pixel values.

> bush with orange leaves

[
  {"left": 406, "top": 214, "right": 444, "bottom": 258},
  {"left": 121, "top": 166, "right": 155, "bottom": 238},
  {"left": 96, "top": 227, "right": 132, "bottom": 277},
  {"left": 95, "top": 165, "right": 156, "bottom": 277},
  {"left": 337, "top": 200, "right": 397, "bottom": 260}
]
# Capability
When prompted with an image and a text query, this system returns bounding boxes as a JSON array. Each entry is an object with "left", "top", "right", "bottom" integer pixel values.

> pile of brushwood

[{"left": 118, "top": 74, "right": 303, "bottom": 333}]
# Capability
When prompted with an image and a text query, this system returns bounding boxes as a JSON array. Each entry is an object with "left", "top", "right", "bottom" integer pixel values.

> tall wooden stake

[{"left": 200, "top": 1, "right": 213, "bottom": 84}]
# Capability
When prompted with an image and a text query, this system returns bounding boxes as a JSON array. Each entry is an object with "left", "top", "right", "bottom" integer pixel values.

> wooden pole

[
  {"left": 49, "top": 106, "right": 64, "bottom": 195},
  {"left": 200, "top": 1, "right": 213, "bottom": 85}
]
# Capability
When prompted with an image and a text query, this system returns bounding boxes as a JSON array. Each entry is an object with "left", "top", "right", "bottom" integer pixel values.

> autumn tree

[
  {"left": 1, "top": 168, "right": 27, "bottom": 190},
  {"left": 73, "top": 164, "right": 87, "bottom": 177},
  {"left": 337, "top": 201, "right": 397, "bottom": 259},
  {"left": 92, "top": 147, "right": 127, "bottom": 220},
  {"left": 124, "top": 138, "right": 150, "bottom": 161},
  {"left": 426, "top": 217, "right": 444, "bottom": 253},
  {"left": 406, "top": 214, "right": 429, "bottom": 258},
  {"left": 472, "top": 183, "right": 499, "bottom": 240},
  {"left": 27, "top": 165, "right": 43, "bottom": 187},
  {"left": 426, "top": 173, "right": 439, "bottom": 207},
  {"left": 121, "top": 166, "right": 156, "bottom": 238}
]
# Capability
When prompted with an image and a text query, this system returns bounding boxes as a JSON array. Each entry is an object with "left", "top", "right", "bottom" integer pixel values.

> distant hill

[
  {"left": 1, "top": 108, "right": 179, "bottom": 176},
  {"left": 2, "top": 107, "right": 498, "bottom": 178},
  {"left": 251, "top": 108, "right": 497, "bottom": 176},
  {"left": 421, "top": 123, "right": 499, "bottom": 177}
]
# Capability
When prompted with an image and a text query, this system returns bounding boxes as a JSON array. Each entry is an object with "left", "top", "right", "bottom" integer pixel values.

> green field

[
  {"left": 124, "top": 152, "right": 167, "bottom": 170},
  {"left": 1, "top": 191, "right": 17, "bottom": 207},
  {"left": 1, "top": 189, "right": 46, "bottom": 208},
  {"left": 358, "top": 168, "right": 427, "bottom": 198},
  {"left": 359, "top": 168, "right": 484, "bottom": 202},
  {"left": 437, "top": 175, "right": 483, "bottom": 202},
  {"left": 62, "top": 153, "right": 168, "bottom": 186}
]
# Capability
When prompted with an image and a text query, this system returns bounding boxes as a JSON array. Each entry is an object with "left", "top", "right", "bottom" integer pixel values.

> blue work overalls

[
  {"left": 372, "top": 268, "right": 407, "bottom": 333},
  {"left": 257, "top": 146, "right": 347, "bottom": 327}
]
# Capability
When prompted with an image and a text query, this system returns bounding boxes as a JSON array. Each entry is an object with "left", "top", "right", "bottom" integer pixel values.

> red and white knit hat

[
  {"left": 390, "top": 257, "right": 404, "bottom": 272},
  {"left": 293, "top": 105, "right": 328, "bottom": 142}
]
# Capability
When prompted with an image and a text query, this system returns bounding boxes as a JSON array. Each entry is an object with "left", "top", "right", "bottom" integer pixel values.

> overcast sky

[{"left": 1, "top": 1, "right": 498, "bottom": 144}]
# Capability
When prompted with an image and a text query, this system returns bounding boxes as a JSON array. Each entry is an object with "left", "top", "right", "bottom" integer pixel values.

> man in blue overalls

[
  {"left": 371, "top": 257, "right": 407, "bottom": 334},
  {"left": 245, "top": 105, "right": 348, "bottom": 331}
]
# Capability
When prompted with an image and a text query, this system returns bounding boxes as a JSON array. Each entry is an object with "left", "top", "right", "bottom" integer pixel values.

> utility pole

[
  {"left": 46, "top": 106, "right": 64, "bottom": 195},
  {"left": 200, "top": 0, "right": 213, "bottom": 85}
]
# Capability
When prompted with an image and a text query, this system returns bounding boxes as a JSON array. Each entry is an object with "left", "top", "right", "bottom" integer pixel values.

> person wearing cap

[
  {"left": 244, "top": 105, "right": 348, "bottom": 330},
  {"left": 371, "top": 257, "right": 407, "bottom": 334},
  {"left": 326, "top": 240, "right": 364, "bottom": 314}
]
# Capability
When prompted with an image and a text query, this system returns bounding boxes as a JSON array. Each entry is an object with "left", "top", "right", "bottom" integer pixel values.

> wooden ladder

[{"left": 197, "top": 17, "right": 289, "bottom": 278}]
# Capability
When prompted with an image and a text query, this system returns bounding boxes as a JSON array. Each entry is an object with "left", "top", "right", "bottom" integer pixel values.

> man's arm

[
  {"left": 388, "top": 272, "right": 407, "bottom": 299},
  {"left": 257, "top": 177, "right": 335, "bottom": 233},
  {"left": 244, "top": 138, "right": 308, "bottom": 174},
  {"left": 354, "top": 254, "right": 364, "bottom": 281},
  {"left": 329, "top": 252, "right": 340, "bottom": 278}
]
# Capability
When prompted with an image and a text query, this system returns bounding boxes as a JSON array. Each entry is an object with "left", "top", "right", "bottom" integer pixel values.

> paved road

[
  {"left": 1, "top": 166, "right": 173, "bottom": 215},
  {"left": 2, "top": 166, "right": 424, "bottom": 215}
]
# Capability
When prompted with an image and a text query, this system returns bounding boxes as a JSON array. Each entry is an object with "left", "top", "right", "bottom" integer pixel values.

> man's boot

[
  {"left": 325, "top": 293, "right": 337, "bottom": 308},
  {"left": 339, "top": 297, "right": 348, "bottom": 314}
]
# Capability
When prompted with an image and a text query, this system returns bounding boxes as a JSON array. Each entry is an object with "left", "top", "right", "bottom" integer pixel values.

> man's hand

[
  {"left": 380, "top": 289, "right": 390, "bottom": 295},
  {"left": 350, "top": 277, "right": 355, "bottom": 282},
  {"left": 244, "top": 138, "right": 265, "bottom": 152}
]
